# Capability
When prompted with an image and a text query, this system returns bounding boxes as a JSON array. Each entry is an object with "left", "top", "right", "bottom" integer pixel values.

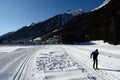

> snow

[
  {"left": 0, "top": 46, "right": 29, "bottom": 55},
  {"left": 35, "top": 47, "right": 85, "bottom": 80},
  {"left": 52, "top": 29, "right": 59, "bottom": 33},
  {"left": 0, "top": 41, "right": 120, "bottom": 80},
  {"left": 26, "top": 22, "right": 35, "bottom": 27},
  {"left": 65, "top": 9, "right": 85, "bottom": 16},
  {"left": 92, "top": 0, "right": 111, "bottom": 11},
  {"left": 33, "top": 37, "right": 41, "bottom": 41}
]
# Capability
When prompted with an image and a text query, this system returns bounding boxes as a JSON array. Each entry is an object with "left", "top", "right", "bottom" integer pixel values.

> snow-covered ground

[{"left": 0, "top": 41, "right": 120, "bottom": 80}]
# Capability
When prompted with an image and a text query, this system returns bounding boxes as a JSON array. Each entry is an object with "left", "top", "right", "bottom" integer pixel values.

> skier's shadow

[{"left": 100, "top": 68, "right": 120, "bottom": 72}]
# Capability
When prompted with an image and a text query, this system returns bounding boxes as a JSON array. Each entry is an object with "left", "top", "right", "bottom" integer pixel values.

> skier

[{"left": 90, "top": 49, "right": 99, "bottom": 69}]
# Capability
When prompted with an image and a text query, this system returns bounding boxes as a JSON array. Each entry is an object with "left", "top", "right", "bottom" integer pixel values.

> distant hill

[{"left": 1, "top": 10, "right": 85, "bottom": 41}]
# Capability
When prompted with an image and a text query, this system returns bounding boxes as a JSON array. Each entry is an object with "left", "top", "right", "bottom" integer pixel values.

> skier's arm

[{"left": 90, "top": 52, "right": 93, "bottom": 58}]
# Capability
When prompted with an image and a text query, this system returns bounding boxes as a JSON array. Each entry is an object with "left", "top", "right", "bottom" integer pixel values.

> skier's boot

[{"left": 96, "top": 67, "right": 99, "bottom": 70}]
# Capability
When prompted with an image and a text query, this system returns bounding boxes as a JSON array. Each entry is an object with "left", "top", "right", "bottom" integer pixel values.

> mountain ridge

[
  {"left": 53, "top": 0, "right": 120, "bottom": 45},
  {"left": 1, "top": 9, "right": 85, "bottom": 42},
  {"left": 1, "top": 0, "right": 119, "bottom": 45}
]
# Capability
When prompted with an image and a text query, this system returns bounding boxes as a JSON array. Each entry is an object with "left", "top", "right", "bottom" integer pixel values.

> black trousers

[{"left": 93, "top": 58, "right": 98, "bottom": 69}]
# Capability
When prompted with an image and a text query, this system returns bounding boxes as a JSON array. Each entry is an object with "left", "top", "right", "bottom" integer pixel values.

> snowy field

[{"left": 0, "top": 41, "right": 120, "bottom": 80}]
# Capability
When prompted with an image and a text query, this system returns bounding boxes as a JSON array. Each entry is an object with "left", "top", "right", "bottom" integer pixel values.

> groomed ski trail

[{"left": 61, "top": 45, "right": 120, "bottom": 80}]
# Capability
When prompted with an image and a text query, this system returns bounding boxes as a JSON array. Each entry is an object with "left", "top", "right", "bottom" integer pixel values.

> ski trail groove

[
  {"left": 59, "top": 47, "right": 102, "bottom": 80},
  {"left": 12, "top": 53, "right": 33, "bottom": 80},
  {"left": 62, "top": 46, "right": 111, "bottom": 80},
  {"left": 0, "top": 53, "right": 28, "bottom": 74}
]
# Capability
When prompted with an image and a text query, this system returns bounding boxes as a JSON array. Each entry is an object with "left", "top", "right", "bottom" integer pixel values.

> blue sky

[{"left": 0, "top": 0, "right": 104, "bottom": 35}]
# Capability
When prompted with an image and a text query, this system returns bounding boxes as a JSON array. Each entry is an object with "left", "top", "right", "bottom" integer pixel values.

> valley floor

[{"left": 0, "top": 41, "right": 120, "bottom": 80}]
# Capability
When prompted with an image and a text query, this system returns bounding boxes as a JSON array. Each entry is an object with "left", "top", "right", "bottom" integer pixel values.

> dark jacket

[{"left": 90, "top": 50, "right": 99, "bottom": 59}]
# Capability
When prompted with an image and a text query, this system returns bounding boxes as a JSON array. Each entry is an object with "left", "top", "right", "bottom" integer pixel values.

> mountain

[
  {"left": 1, "top": 10, "right": 85, "bottom": 41},
  {"left": 2, "top": 0, "right": 119, "bottom": 45},
  {"left": 53, "top": 0, "right": 120, "bottom": 45}
]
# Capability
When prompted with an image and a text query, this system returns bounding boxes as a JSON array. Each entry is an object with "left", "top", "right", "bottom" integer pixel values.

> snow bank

[
  {"left": 0, "top": 46, "right": 34, "bottom": 58},
  {"left": 0, "top": 46, "right": 28, "bottom": 54},
  {"left": 36, "top": 47, "right": 79, "bottom": 71},
  {"left": 79, "top": 40, "right": 109, "bottom": 45}
]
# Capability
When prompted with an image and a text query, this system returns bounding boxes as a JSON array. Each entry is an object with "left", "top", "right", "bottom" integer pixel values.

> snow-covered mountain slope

[
  {"left": 65, "top": 9, "right": 86, "bottom": 16},
  {"left": 0, "top": 41, "right": 120, "bottom": 80},
  {"left": 92, "top": 0, "right": 111, "bottom": 11}
]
